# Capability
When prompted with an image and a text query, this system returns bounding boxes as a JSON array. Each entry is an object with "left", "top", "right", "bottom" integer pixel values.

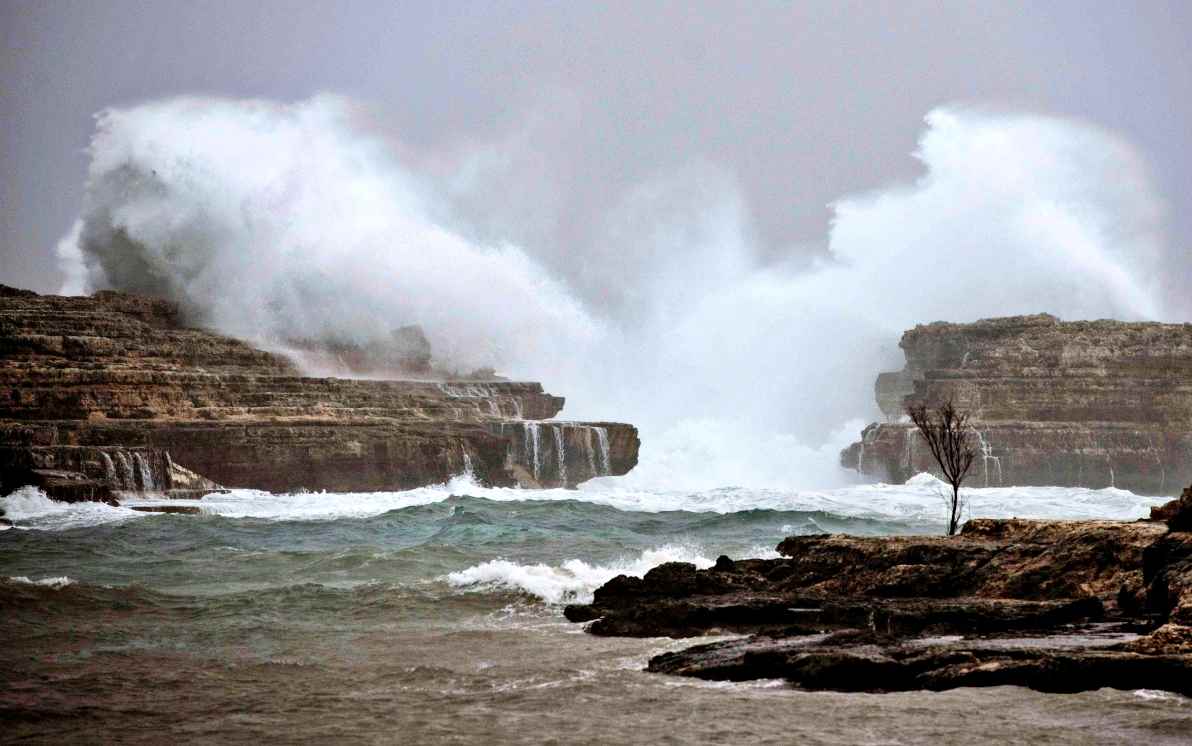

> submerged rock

[{"left": 842, "top": 314, "right": 1192, "bottom": 494}]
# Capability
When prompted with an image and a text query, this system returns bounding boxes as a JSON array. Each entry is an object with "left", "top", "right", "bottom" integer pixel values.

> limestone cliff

[
  {"left": 0, "top": 285, "right": 639, "bottom": 499},
  {"left": 841, "top": 314, "right": 1192, "bottom": 494}
]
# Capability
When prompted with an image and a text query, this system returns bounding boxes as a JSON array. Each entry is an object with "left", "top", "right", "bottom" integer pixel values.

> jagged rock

[
  {"left": 127, "top": 504, "right": 202, "bottom": 515},
  {"left": 647, "top": 632, "right": 1192, "bottom": 696},
  {"left": 0, "top": 286, "right": 639, "bottom": 497},
  {"left": 842, "top": 314, "right": 1192, "bottom": 494},
  {"left": 568, "top": 516, "right": 1192, "bottom": 696},
  {"left": 1151, "top": 485, "right": 1192, "bottom": 531}
]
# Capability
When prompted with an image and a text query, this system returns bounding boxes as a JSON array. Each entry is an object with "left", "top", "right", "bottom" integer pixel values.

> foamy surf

[
  {"left": 3, "top": 471, "right": 1170, "bottom": 532},
  {"left": 6, "top": 575, "right": 75, "bottom": 589},
  {"left": 446, "top": 544, "right": 714, "bottom": 604}
]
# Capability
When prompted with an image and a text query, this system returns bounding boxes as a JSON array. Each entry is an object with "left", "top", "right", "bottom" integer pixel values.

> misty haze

[{"left": 3, "top": 2, "right": 1191, "bottom": 743}]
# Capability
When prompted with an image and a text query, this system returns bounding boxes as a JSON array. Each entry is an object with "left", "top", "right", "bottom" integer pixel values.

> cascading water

[
  {"left": 585, "top": 428, "right": 598, "bottom": 476},
  {"left": 133, "top": 452, "right": 156, "bottom": 492},
  {"left": 100, "top": 452, "right": 117, "bottom": 484},
  {"left": 524, "top": 423, "right": 541, "bottom": 481},
  {"left": 594, "top": 427, "right": 611, "bottom": 476},
  {"left": 972, "top": 429, "right": 1003, "bottom": 487},
  {"left": 115, "top": 452, "right": 136, "bottom": 491},
  {"left": 553, "top": 426, "right": 567, "bottom": 484}
]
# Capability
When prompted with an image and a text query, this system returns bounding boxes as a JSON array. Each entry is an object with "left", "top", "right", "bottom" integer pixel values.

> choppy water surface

[{"left": 2, "top": 476, "right": 1188, "bottom": 744}]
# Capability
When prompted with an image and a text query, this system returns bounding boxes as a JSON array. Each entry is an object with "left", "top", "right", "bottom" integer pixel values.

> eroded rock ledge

[
  {"left": 0, "top": 285, "right": 639, "bottom": 499},
  {"left": 841, "top": 314, "right": 1192, "bottom": 494},
  {"left": 564, "top": 490, "right": 1192, "bottom": 696}
]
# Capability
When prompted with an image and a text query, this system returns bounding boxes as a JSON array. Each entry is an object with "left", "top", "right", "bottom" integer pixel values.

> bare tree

[{"left": 907, "top": 400, "right": 976, "bottom": 536}]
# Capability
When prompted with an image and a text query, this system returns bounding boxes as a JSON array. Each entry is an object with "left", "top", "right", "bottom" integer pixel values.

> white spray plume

[
  {"left": 58, "top": 98, "right": 1170, "bottom": 489},
  {"left": 58, "top": 95, "right": 600, "bottom": 377}
]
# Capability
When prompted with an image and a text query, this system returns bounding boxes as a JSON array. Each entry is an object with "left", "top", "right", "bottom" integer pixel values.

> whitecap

[
  {"left": 445, "top": 544, "right": 714, "bottom": 604},
  {"left": 7, "top": 575, "right": 75, "bottom": 589}
]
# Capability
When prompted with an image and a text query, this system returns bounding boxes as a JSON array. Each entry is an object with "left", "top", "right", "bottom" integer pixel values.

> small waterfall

[
  {"left": 100, "top": 452, "right": 117, "bottom": 483},
  {"left": 115, "top": 451, "right": 136, "bottom": 491},
  {"left": 462, "top": 451, "right": 474, "bottom": 479},
  {"left": 585, "top": 428, "right": 598, "bottom": 476},
  {"left": 552, "top": 425, "right": 567, "bottom": 484},
  {"left": 512, "top": 397, "right": 523, "bottom": 419},
  {"left": 524, "top": 423, "right": 541, "bottom": 481},
  {"left": 488, "top": 399, "right": 500, "bottom": 417},
  {"left": 856, "top": 437, "right": 866, "bottom": 473},
  {"left": 133, "top": 452, "right": 156, "bottom": 492},
  {"left": 594, "top": 427, "right": 611, "bottom": 476},
  {"left": 902, "top": 430, "right": 914, "bottom": 473},
  {"left": 972, "top": 428, "right": 1002, "bottom": 487}
]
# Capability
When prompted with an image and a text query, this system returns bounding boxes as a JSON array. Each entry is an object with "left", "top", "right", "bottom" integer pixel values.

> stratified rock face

[
  {"left": 0, "top": 285, "right": 639, "bottom": 498},
  {"left": 842, "top": 314, "right": 1192, "bottom": 494}
]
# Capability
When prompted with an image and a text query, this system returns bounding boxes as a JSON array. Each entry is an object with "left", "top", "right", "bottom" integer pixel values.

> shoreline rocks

[
  {"left": 566, "top": 493, "right": 1192, "bottom": 696},
  {"left": 842, "top": 314, "right": 1192, "bottom": 495},
  {"left": 0, "top": 285, "right": 639, "bottom": 499}
]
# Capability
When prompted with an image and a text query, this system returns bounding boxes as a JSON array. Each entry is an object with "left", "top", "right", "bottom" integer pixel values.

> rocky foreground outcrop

[
  {"left": 0, "top": 285, "right": 638, "bottom": 500},
  {"left": 564, "top": 490, "right": 1192, "bottom": 695},
  {"left": 842, "top": 314, "right": 1192, "bottom": 494}
]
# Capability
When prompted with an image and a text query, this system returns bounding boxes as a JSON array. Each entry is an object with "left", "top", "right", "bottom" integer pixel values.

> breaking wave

[
  {"left": 447, "top": 544, "right": 714, "bottom": 604},
  {"left": 56, "top": 97, "right": 1172, "bottom": 488},
  {"left": 2, "top": 476, "right": 1168, "bottom": 533}
]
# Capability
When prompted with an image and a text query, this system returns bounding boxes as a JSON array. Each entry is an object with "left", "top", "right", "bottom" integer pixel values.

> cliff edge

[
  {"left": 842, "top": 314, "right": 1192, "bottom": 494},
  {"left": 0, "top": 285, "right": 639, "bottom": 500}
]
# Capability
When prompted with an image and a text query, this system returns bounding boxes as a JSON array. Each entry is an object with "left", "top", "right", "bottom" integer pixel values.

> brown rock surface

[
  {"left": 566, "top": 508, "right": 1192, "bottom": 695},
  {"left": 842, "top": 314, "right": 1192, "bottom": 494},
  {"left": 0, "top": 285, "right": 639, "bottom": 498}
]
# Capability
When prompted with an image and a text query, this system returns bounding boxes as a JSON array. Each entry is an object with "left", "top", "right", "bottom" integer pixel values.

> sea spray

[{"left": 57, "top": 97, "right": 1173, "bottom": 490}]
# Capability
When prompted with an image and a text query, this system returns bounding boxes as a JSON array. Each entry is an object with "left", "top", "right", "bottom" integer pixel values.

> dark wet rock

[
  {"left": 571, "top": 513, "right": 1192, "bottom": 696},
  {"left": 1151, "top": 485, "right": 1192, "bottom": 532},
  {"left": 127, "top": 504, "right": 202, "bottom": 515}
]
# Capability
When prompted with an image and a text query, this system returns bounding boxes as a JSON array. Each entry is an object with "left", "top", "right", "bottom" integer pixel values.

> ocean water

[{"left": 2, "top": 475, "right": 1188, "bottom": 744}]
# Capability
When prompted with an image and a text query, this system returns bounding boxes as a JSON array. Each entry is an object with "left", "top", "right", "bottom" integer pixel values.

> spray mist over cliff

[{"left": 58, "top": 96, "right": 1170, "bottom": 488}]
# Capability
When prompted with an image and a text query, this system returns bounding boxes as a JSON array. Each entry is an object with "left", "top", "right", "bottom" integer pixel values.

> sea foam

[
  {"left": 446, "top": 544, "right": 715, "bottom": 604},
  {"left": 7, "top": 472, "right": 1170, "bottom": 532}
]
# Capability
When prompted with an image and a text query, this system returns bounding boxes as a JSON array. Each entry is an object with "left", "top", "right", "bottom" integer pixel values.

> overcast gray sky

[{"left": 3, "top": 0, "right": 1190, "bottom": 301}]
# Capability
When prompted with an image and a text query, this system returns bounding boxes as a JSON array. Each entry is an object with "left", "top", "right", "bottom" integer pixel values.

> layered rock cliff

[
  {"left": 0, "top": 285, "right": 639, "bottom": 499},
  {"left": 841, "top": 314, "right": 1192, "bottom": 495}
]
